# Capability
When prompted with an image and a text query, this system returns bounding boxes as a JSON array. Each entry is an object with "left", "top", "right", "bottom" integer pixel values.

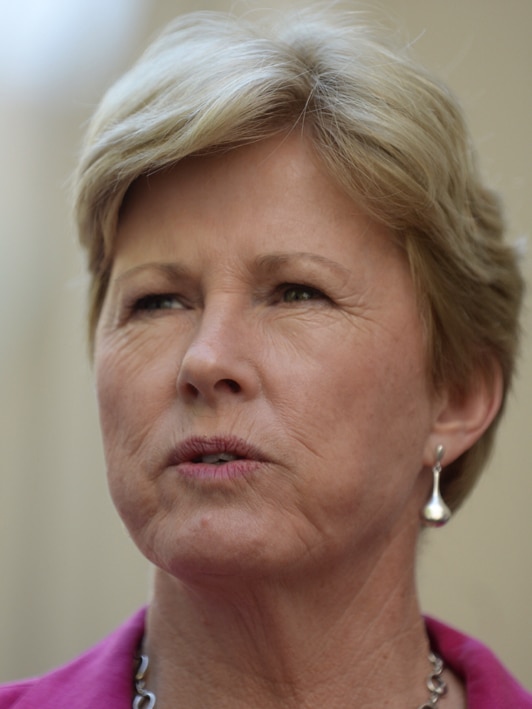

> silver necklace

[
  {"left": 133, "top": 649, "right": 447, "bottom": 708},
  {"left": 418, "top": 651, "right": 448, "bottom": 708},
  {"left": 133, "top": 654, "right": 156, "bottom": 709}
]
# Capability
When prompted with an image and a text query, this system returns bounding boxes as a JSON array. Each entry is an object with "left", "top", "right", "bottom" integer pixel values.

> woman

[{"left": 2, "top": 8, "right": 530, "bottom": 708}]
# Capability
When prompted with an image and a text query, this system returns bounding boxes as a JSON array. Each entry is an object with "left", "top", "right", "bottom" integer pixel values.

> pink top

[{"left": 1, "top": 609, "right": 530, "bottom": 707}]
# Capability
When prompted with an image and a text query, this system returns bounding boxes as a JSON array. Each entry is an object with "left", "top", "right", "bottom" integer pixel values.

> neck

[{"left": 143, "top": 520, "right": 442, "bottom": 708}]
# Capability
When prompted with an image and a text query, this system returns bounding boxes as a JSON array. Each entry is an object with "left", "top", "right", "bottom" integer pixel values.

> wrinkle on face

[{"left": 95, "top": 130, "right": 437, "bottom": 590}]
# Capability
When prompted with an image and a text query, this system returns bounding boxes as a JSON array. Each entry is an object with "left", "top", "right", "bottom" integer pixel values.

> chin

[{"left": 135, "top": 509, "right": 312, "bottom": 587}]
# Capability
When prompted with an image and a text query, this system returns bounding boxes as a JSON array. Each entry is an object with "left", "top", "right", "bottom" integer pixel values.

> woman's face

[{"left": 95, "top": 133, "right": 442, "bottom": 583}]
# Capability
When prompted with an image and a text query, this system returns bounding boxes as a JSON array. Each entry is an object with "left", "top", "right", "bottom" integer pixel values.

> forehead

[
  {"left": 114, "top": 131, "right": 397, "bottom": 266},
  {"left": 119, "top": 133, "right": 332, "bottom": 227}
]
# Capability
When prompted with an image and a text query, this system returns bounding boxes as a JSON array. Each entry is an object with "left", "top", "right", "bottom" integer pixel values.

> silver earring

[{"left": 421, "top": 444, "right": 452, "bottom": 527}]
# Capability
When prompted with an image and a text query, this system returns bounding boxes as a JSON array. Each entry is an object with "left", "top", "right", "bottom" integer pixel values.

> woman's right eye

[{"left": 131, "top": 293, "right": 185, "bottom": 313}]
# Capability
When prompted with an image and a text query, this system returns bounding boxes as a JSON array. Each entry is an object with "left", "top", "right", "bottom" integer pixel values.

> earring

[{"left": 421, "top": 444, "right": 452, "bottom": 527}]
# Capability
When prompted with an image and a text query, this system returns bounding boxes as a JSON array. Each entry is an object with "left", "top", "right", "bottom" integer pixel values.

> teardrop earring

[{"left": 421, "top": 444, "right": 452, "bottom": 527}]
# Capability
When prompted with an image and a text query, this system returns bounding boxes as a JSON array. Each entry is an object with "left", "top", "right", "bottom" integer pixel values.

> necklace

[
  {"left": 418, "top": 651, "right": 448, "bottom": 708},
  {"left": 133, "top": 649, "right": 447, "bottom": 708},
  {"left": 133, "top": 654, "right": 155, "bottom": 709}
]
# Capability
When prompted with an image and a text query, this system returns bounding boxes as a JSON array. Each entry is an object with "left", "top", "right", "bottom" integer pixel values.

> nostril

[
  {"left": 182, "top": 381, "right": 200, "bottom": 399},
  {"left": 180, "top": 378, "right": 241, "bottom": 398},
  {"left": 220, "top": 378, "right": 241, "bottom": 394}
]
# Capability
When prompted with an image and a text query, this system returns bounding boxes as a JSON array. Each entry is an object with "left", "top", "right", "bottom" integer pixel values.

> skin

[{"left": 94, "top": 131, "right": 478, "bottom": 707}]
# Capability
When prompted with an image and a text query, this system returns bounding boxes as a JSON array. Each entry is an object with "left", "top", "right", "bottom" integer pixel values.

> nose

[{"left": 176, "top": 301, "right": 260, "bottom": 405}]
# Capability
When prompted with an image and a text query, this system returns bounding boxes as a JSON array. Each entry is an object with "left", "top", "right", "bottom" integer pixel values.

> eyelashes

[
  {"left": 276, "top": 283, "right": 329, "bottom": 303},
  {"left": 130, "top": 293, "right": 187, "bottom": 312},
  {"left": 122, "top": 282, "right": 332, "bottom": 321}
]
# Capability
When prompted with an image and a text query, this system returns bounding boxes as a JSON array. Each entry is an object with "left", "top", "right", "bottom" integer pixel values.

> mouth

[
  {"left": 167, "top": 435, "right": 267, "bottom": 482},
  {"left": 168, "top": 435, "right": 267, "bottom": 468},
  {"left": 193, "top": 452, "right": 241, "bottom": 465}
]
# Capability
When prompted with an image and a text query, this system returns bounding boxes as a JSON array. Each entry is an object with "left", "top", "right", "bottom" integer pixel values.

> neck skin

[{"left": 142, "top": 512, "right": 464, "bottom": 709}]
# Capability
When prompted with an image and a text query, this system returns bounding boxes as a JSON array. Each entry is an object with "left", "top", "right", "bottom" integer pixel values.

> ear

[{"left": 423, "top": 361, "right": 504, "bottom": 467}]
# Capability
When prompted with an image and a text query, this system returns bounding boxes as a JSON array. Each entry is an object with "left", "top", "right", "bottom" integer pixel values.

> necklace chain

[
  {"left": 417, "top": 651, "right": 448, "bottom": 708},
  {"left": 133, "top": 654, "right": 156, "bottom": 709},
  {"left": 133, "top": 649, "right": 447, "bottom": 708}
]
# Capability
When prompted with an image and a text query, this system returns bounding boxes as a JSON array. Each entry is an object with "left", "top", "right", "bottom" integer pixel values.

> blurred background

[{"left": 0, "top": 0, "right": 530, "bottom": 689}]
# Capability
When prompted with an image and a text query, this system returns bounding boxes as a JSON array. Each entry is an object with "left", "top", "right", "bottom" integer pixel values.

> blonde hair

[{"left": 73, "top": 8, "right": 524, "bottom": 510}]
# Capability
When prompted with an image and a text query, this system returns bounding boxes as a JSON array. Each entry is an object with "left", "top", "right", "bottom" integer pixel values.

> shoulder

[
  {"left": 0, "top": 683, "right": 34, "bottom": 707},
  {"left": 425, "top": 616, "right": 532, "bottom": 708},
  {"left": 0, "top": 608, "right": 146, "bottom": 708}
]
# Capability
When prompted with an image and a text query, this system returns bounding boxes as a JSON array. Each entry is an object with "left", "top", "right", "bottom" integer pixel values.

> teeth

[{"left": 200, "top": 452, "right": 239, "bottom": 464}]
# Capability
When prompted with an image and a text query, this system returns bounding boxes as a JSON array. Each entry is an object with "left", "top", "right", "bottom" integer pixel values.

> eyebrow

[
  {"left": 112, "top": 262, "right": 193, "bottom": 288},
  {"left": 256, "top": 252, "right": 353, "bottom": 281},
  {"left": 111, "top": 251, "right": 353, "bottom": 288}
]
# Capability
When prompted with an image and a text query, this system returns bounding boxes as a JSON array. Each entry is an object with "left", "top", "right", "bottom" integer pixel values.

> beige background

[{"left": 1, "top": 0, "right": 530, "bottom": 690}]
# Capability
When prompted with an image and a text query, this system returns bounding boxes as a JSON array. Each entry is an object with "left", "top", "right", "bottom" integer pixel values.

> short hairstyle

[{"left": 73, "top": 8, "right": 524, "bottom": 511}]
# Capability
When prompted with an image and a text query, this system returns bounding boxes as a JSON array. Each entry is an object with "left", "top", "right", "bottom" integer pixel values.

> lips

[{"left": 168, "top": 436, "right": 267, "bottom": 478}]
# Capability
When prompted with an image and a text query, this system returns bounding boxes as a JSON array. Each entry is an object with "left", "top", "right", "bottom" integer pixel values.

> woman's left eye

[
  {"left": 131, "top": 293, "right": 185, "bottom": 312},
  {"left": 279, "top": 284, "right": 328, "bottom": 303}
]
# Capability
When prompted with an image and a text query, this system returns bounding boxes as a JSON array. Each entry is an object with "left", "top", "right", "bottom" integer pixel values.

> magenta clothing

[{"left": 1, "top": 610, "right": 530, "bottom": 707}]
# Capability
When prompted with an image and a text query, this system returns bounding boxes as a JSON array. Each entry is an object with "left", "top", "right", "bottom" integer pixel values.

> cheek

[
  {"left": 277, "top": 326, "right": 432, "bottom": 484},
  {"left": 94, "top": 334, "right": 174, "bottom": 468},
  {"left": 290, "top": 326, "right": 427, "bottom": 423},
  {"left": 94, "top": 341, "right": 171, "bottom": 538}
]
